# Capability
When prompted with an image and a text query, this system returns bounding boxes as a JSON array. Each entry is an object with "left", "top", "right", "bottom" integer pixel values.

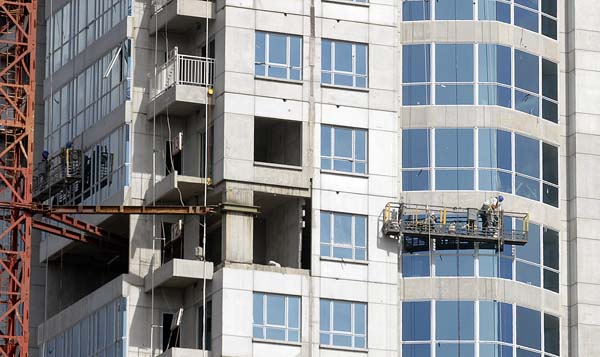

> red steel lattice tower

[{"left": 0, "top": 0, "right": 37, "bottom": 355}]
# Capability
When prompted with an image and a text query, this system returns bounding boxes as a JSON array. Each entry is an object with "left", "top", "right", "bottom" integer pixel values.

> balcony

[
  {"left": 144, "top": 258, "right": 214, "bottom": 292},
  {"left": 145, "top": 171, "right": 210, "bottom": 204},
  {"left": 158, "top": 348, "right": 211, "bottom": 357},
  {"left": 150, "top": 0, "right": 215, "bottom": 34},
  {"left": 148, "top": 48, "right": 214, "bottom": 118}
]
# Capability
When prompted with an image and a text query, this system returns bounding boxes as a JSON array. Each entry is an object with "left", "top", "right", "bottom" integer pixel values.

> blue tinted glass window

[
  {"left": 436, "top": 169, "right": 474, "bottom": 190},
  {"left": 335, "top": 42, "right": 352, "bottom": 72},
  {"left": 479, "top": 170, "right": 512, "bottom": 193},
  {"left": 321, "top": 125, "right": 367, "bottom": 174},
  {"left": 542, "top": 0, "right": 557, "bottom": 16},
  {"left": 436, "top": 84, "right": 475, "bottom": 105},
  {"left": 403, "top": 45, "right": 431, "bottom": 83},
  {"left": 437, "top": 343, "right": 475, "bottom": 357},
  {"left": 517, "top": 348, "right": 541, "bottom": 357},
  {"left": 479, "top": 84, "right": 512, "bottom": 108},
  {"left": 516, "top": 0, "right": 538, "bottom": 10},
  {"left": 542, "top": 143, "right": 558, "bottom": 185},
  {"left": 436, "top": 44, "right": 474, "bottom": 83},
  {"left": 253, "top": 293, "right": 301, "bottom": 342},
  {"left": 403, "top": 170, "right": 430, "bottom": 191},
  {"left": 321, "top": 300, "right": 367, "bottom": 349},
  {"left": 403, "top": 129, "right": 430, "bottom": 168},
  {"left": 479, "top": 129, "right": 511, "bottom": 170},
  {"left": 403, "top": 85, "right": 431, "bottom": 105},
  {"left": 322, "top": 40, "right": 368, "bottom": 88},
  {"left": 479, "top": 45, "right": 511, "bottom": 85},
  {"left": 403, "top": 344, "right": 431, "bottom": 357},
  {"left": 403, "top": 255, "right": 430, "bottom": 277},
  {"left": 517, "top": 222, "right": 540, "bottom": 262},
  {"left": 516, "top": 261, "right": 541, "bottom": 286},
  {"left": 544, "top": 313, "right": 560, "bottom": 355},
  {"left": 403, "top": 0, "right": 431, "bottom": 20},
  {"left": 515, "top": 6, "right": 538, "bottom": 32},
  {"left": 403, "top": 301, "right": 430, "bottom": 341},
  {"left": 542, "top": 99, "right": 558, "bottom": 123},
  {"left": 255, "top": 32, "right": 302, "bottom": 80},
  {"left": 516, "top": 306, "right": 541, "bottom": 350},
  {"left": 543, "top": 228, "right": 559, "bottom": 270},
  {"left": 515, "top": 134, "right": 540, "bottom": 178},
  {"left": 515, "top": 90, "right": 540, "bottom": 116},
  {"left": 480, "top": 344, "right": 514, "bottom": 357},
  {"left": 542, "top": 16, "right": 557, "bottom": 40},
  {"left": 544, "top": 269, "right": 559, "bottom": 293},
  {"left": 515, "top": 50, "right": 539, "bottom": 93},
  {"left": 320, "top": 211, "right": 368, "bottom": 261},
  {"left": 516, "top": 175, "right": 540, "bottom": 200},
  {"left": 435, "top": 253, "right": 474, "bottom": 276},
  {"left": 436, "top": 301, "right": 474, "bottom": 340},
  {"left": 542, "top": 59, "right": 558, "bottom": 101},
  {"left": 480, "top": 301, "right": 513, "bottom": 342},
  {"left": 269, "top": 34, "right": 286, "bottom": 65},
  {"left": 322, "top": 40, "right": 331, "bottom": 72},
  {"left": 436, "top": 0, "right": 473, "bottom": 20},
  {"left": 436, "top": 129, "right": 474, "bottom": 167},
  {"left": 479, "top": 0, "right": 511, "bottom": 23}
]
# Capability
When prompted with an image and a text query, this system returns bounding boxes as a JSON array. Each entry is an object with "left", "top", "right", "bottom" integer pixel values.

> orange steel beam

[
  {"left": 0, "top": 0, "right": 36, "bottom": 355},
  {"left": 32, "top": 219, "right": 126, "bottom": 250},
  {"left": 15, "top": 203, "right": 215, "bottom": 215}
]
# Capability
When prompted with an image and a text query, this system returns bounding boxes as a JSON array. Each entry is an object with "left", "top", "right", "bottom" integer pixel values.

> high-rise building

[{"left": 28, "top": 0, "right": 600, "bottom": 356}]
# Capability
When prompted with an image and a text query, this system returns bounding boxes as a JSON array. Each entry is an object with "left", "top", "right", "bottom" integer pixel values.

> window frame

[
  {"left": 401, "top": 43, "right": 559, "bottom": 125},
  {"left": 402, "top": 0, "right": 558, "bottom": 40},
  {"left": 320, "top": 211, "right": 368, "bottom": 261},
  {"left": 253, "top": 292, "right": 301, "bottom": 343},
  {"left": 320, "top": 299, "right": 367, "bottom": 349},
  {"left": 400, "top": 218, "right": 560, "bottom": 294},
  {"left": 255, "top": 31, "right": 303, "bottom": 81},
  {"left": 401, "top": 300, "right": 560, "bottom": 356},
  {"left": 321, "top": 124, "right": 368, "bottom": 175},
  {"left": 321, "top": 39, "right": 369, "bottom": 88},
  {"left": 401, "top": 127, "right": 560, "bottom": 208}
]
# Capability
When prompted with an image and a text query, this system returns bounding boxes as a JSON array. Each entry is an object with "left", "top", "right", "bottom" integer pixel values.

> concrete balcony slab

[
  {"left": 145, "top": 172, "right": 210, "bottom": 204},
  {"left": 147, "top": 84, "right": 211, "bottom": 118},
  {"left": 158, "top": 348, "right": 211, "bottom": 357},
  {"left": 150, "top": 0, "right": 215, "bottom": 35},
  {"left": 144, "top": 259, "right": 214, "bottom": 293}
]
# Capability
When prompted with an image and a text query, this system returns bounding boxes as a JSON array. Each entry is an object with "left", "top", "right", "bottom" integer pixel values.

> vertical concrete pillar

[{"left": 221, "top": 187, "right": 254, "bottom": 263}]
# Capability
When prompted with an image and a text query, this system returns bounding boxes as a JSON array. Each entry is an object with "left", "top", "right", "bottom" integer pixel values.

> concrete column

[{"left": 221, "top": 186, "right": 254, "bottom": 263}]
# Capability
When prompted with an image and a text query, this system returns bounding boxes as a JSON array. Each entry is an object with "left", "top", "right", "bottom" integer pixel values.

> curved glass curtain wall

[
  {"left": 402, "top": 43, "right": 559, "bottom": 124},
  {"left": 402, "top": 300, "right": 560, "bottom": 357},
  {"left": 402, "top": 0, "right": 557, "bottom": 40},
  {"left": 402, "top": 128, "right": 559, "bottom": 207},
  {"left": 401, "top": 218, "right": 560, "bottom": 293}
]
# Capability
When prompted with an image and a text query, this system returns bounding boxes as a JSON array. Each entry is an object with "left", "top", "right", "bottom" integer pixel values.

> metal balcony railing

[{"left": 149, "top": 47, "right": 215, "bottom": 100}]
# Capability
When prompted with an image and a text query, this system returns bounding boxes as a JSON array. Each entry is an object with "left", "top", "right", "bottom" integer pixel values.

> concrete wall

[{"left": 565, "top": 0, "right": 600, "bottom": 355}]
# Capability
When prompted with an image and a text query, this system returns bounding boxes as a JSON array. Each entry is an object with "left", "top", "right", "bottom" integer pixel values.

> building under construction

[{"left": 0, "top": 0, "right": 593, "bottom": 356}]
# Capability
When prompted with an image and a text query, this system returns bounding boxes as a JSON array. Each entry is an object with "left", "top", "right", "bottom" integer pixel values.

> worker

[{"left": 480, "top": 195, "right": 504, "bottom": 232}]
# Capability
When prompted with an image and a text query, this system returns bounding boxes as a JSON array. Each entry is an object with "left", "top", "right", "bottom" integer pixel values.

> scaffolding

[{"left": 383, "top": 202, "right": 529, "bottom": 246}]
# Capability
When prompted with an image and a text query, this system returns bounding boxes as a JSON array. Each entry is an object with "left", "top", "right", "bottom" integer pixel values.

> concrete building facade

[{"left": 27, "top": 0, "right": 600, "bottom": 356}]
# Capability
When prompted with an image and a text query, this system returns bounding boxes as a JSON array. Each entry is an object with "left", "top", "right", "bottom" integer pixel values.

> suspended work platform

[{"left": 382, "top": 202, "right": 529, "bottom": 246}]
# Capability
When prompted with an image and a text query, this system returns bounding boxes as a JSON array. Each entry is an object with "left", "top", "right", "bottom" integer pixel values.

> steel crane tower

[{"left": 0, "top": 0, "right": 37, "bottom": 355}]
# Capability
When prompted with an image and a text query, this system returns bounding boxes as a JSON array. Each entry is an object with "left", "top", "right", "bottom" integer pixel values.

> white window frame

[
  {"left": 320, "top": 299, "right": 367, "bottom": 349},
  {"left": 255, "top": 31, "right": 302, "bottom": 81},
  {"left": 253, "top": 292, "right": 301, "bottom": 343},
  {"left": 321, "top": 125, "right": 368, "bottom": 175},
  {"left": 322, "top": 39, "right": 368, "bottom": 88},
  {"left": 320, "top": 211, "right": 368, "bottom": 261}
]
